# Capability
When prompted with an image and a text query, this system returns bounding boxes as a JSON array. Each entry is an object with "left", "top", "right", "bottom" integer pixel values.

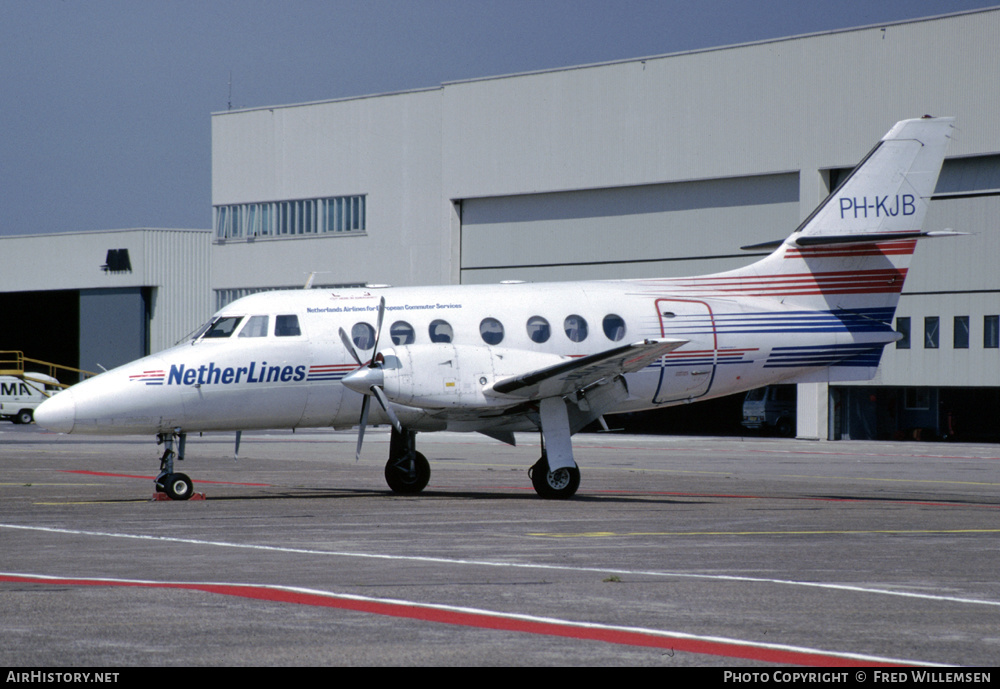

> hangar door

[
  {"left": 459, "top": 173, "right": 799, "bottom": 284},
  {"left": 79, "top": 287, "right": 151, "bottom": 375},
  {"left": 0, "top": 287, "right": 149, "bottom": 383}
]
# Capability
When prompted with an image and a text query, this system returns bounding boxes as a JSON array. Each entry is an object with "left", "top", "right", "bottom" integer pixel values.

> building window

[
  {"left": 213, "top": 283, "right": 366, "bottom": 311},
  {"left": 985, "top": 316, "right": 999, "bottom": 349},
  {"left": 214, "top": 195, "right": 366, "bottom": 240},
  {"left": 954, "top": 316, "right": 970, "bottom": 349},
  {"left": 924, "top": 316, "right": 939, "bottom": 349},
  {"left": 895, "top": 317, "right": 910, "bottom": 349}
]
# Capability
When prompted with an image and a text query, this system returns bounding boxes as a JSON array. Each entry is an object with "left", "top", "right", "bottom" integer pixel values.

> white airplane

[{"left": 35, "top": 116, "right": 960, "bottom": 500}]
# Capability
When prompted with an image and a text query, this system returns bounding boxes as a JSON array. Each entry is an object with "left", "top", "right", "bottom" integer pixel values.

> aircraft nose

[{"left": 34, "top": 389, "right": 76, "bottom": 434}]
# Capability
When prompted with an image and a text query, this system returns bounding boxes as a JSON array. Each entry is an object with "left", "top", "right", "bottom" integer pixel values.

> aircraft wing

[{"left": 490, "top": 338, "right": 687, "bottom": 400}]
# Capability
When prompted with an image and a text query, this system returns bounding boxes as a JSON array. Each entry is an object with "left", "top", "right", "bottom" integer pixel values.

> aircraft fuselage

[{"left": 44, "top": 278, "right": 893, "bottom": 436}]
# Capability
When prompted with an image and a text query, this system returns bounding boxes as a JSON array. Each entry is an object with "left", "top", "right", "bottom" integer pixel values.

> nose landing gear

[{"left": 154, "top": 430, "right": 199, "bottom": 501}]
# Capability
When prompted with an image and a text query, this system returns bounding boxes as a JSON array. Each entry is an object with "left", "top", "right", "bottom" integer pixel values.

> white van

[
  {"left": 0, "top": 374, "right": 61, "bottom": 424},
  {"left": 741, "top": 385, "right": 797, "bottom": 437}
]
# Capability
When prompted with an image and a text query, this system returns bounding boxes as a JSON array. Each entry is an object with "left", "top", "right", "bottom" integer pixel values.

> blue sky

[{"left": 1, "top": 0, "right": 994, "bottom": 236}]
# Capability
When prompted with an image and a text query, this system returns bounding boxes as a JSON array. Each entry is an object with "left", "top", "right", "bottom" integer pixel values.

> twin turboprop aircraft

[{"left": 35, "top": 116, "right": 959, "bottom": 499}]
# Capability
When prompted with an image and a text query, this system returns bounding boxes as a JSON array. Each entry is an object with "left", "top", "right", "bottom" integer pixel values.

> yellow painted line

[{"left": 529, "top": 528, "right": 1000, "bottom": 538}]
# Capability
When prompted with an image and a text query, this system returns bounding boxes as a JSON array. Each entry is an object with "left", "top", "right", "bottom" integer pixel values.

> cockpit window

[
  {"left": 203, "top": 316, "right": 244, "bottom": 338},
  {"left": 275, "top": 314, "right": 301, "bottom": 337},
  {"left": 479, "top": 318, "right": 504, "bottom": 345},
  {"left": 429, "top": 319, "right": 453, "bottom": 343},
  {"left": 238, "top": 315, "right": 269, "bottom": 338},
  {"left": 564, "top": 315, "right": 588, "bottom": 343}
]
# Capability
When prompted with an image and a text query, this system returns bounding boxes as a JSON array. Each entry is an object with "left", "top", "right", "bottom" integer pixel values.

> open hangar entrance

[{"left": 0, "top": 287, "right": 150, "bottom": 383}]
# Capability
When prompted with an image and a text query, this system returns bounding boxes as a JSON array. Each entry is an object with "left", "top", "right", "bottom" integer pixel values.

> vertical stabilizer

[
  {"left": 717, "top": 116, "right": 955, "bottom": 314},
  {"left": 794, "top": 116, "right": 954, "bottom": 242}
]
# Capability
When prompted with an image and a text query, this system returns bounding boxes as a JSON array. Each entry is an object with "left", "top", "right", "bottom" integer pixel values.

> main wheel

[
  {"left": 530, "top": 456, "right": 580, "bottom": 499},
  {"left": 775, "top": 416, "right": 794, "bottom": 438},
  {"left": 15, "top": 409, "right": 33, "bottom": 425},
  {"left": 159, "top": 473, "right": 194, "bottom": 501},
  {"left": 385, "top": 451, "right": 430, "bottom": 494}
]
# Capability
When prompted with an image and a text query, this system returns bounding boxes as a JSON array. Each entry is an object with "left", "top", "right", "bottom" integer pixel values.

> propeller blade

[
  {"left": 370, "top": 384, "right": 404, "bottom": 435},
  {"left": 339, "top": 326, "right": 363, "bottom": 367},
  {"left": 370, "top": 296, "right": 386, "bottom": 364},
  {"left": 348, "top": 297, "right": 398, "bottom": 461},
  {"left": 355, "top": 395, "right": 370, "bottom": 461}
]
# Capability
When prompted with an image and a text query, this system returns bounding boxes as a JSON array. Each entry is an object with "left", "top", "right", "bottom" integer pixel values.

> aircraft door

[{"left": 652, "top": 298, "right": 717, "bottom": 404}]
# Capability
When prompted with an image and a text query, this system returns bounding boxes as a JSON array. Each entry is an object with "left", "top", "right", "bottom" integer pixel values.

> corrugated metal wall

[{"left": 460, "top": 173, "right": 799, "bottom": 283}]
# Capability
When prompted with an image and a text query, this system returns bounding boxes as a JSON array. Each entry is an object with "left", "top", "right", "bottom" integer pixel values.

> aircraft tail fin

[
  {"left": 791, "top": 115, "right": 954, "bottom": 244},
  {"left": 710, "top": 116, "right": 955, "bottom": 313},
  {"left": 660, "top": 117, "right": 957, "bottom": 383}
]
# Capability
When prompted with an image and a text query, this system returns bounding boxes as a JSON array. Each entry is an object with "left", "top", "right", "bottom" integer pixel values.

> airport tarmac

[{"left": 2, "top": 423, "right": 999, "bottom": 667}]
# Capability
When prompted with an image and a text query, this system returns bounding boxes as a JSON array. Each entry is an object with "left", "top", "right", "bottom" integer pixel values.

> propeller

[{"left": 339, "top": 296, "right": 404, "bottom": 460}]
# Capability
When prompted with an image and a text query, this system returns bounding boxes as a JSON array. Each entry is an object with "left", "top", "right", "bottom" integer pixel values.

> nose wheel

[
  {"left": 155, "top": 430, "right": 197, "bottom": 501},
  {"left": 155, "top": 472, "right": 194, "bottom": 501}
]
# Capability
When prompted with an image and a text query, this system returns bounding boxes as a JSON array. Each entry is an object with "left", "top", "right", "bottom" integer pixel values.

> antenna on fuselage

[{"left": 303, "top": 271, "right": 330, "bottom": 289}]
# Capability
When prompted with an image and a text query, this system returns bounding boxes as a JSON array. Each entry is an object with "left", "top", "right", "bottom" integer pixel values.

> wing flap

[{"left": 490, "top": 338, "right": 687, "bottom": 399}]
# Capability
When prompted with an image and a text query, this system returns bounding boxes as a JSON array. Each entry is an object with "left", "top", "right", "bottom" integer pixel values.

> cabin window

[
  {"left": 352, "top": 322, "right": 376, "bottom": 350},
  {"left": 429, "top": 320, "right": 453, "bottom": 343},
  {"left": 479, "top": 318, "right": 504, "bottom": 345},
  {"left": 238, "top": 315, "right": 269, "bottom": 338},
  {"left": 204, "top": 316, "right": 243, "bottom": 338},
  {"left": 602, "top": 314, "right": 626, "bottom": 341},
  {"left": 390, "top": 321, "right": 415, "bottom": 345},
  {"left": 526, "top": 316, "right": 550, "bottom": 343},
  {"left": 275, "top": 314, "right": 301, "bottom": 337},
  {"left": 564, "top": 315, "right": 588, "bottom": 343}
]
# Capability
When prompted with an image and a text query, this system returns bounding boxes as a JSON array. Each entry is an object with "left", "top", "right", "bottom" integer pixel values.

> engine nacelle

[{"left": 379, "top": 344, "right": 566, "bottom": 409}]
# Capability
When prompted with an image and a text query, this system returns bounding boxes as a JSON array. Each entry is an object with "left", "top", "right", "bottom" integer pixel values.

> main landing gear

[
  {"left": 385, "top": 428, "right": 431, "bottom": 494},
  {"left": 155, "top": 429, "right": 195, "bottom": 500},
  {"left": 529, "top": 452, "right": 581, "bottom": 499}
]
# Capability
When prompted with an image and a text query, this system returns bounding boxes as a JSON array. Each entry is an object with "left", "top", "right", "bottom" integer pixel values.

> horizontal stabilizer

[
  {"left": 743, "top": 229, "right": 966, "bottom": 251},
  {"left": 491, "top": 338, "right": 687, "bottom": 399}
]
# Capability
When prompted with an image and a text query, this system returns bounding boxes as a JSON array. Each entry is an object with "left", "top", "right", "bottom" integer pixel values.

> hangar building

[
  {"left": 0, "top": 229, "right": 209, "bottom": 380},
  {"left": 4, "top": 8, "right": 998, "bottom": 440},
  {"left": 210, "top": 8, "right": 1000, "bottom": 441}
]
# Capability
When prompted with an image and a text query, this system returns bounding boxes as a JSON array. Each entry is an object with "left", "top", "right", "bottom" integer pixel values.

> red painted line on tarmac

[
  {"left": 57, "top": 470, "right": 270, "bottom": 487},
  {"left": 0, "top": 573, "right": 906, "bottom": 666}
]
